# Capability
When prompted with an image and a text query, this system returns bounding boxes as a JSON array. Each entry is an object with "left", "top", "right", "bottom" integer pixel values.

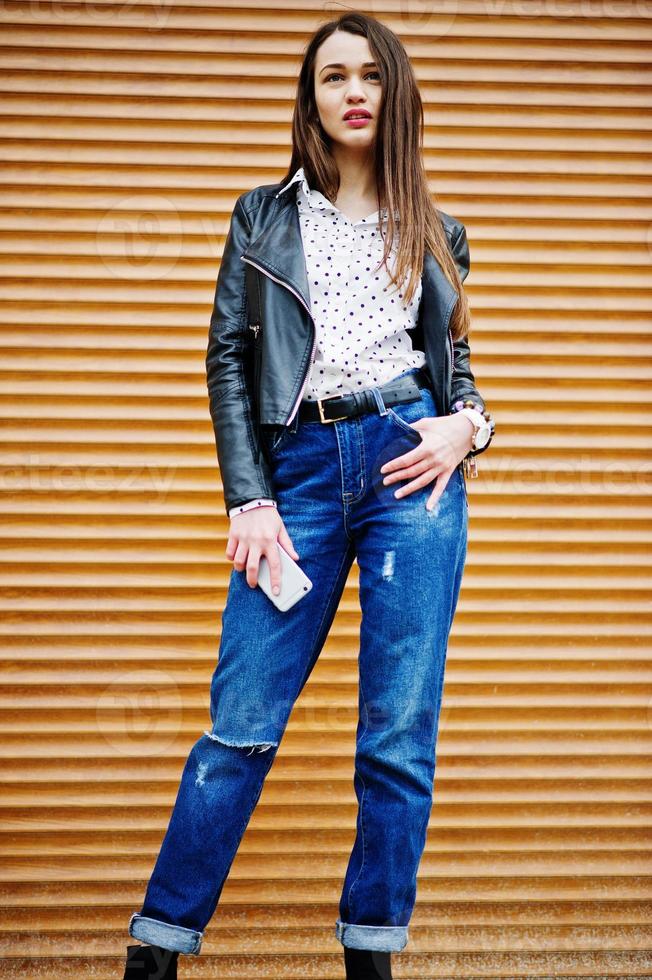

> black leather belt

[{"left": 298, "top": 367, "right": 432, "bottom": 424}]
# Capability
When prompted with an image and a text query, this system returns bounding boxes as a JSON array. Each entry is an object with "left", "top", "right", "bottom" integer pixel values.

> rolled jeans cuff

[
  {"left": 334, "top": 918, "right": 409, "bottom": 952},
  {"left": 128, "top": 912, "right": 202, "bottom": 955}
]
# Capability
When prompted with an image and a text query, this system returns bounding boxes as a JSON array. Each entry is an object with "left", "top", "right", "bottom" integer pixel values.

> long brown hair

[{"left": 279, "top": 10, "right": 471, "bottom": 342}]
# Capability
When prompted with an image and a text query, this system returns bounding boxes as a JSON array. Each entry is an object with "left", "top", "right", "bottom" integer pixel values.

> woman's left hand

[{"left": 380, "top": 412, "right": 474, "bottom": 510}]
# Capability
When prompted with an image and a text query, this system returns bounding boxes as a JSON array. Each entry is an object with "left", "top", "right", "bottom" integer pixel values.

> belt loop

[{"left": 370, "top": 385, "right": 389, "bottom": 417}]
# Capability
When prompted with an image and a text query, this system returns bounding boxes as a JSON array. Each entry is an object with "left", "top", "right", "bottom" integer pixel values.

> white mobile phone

[{"left": 257, "top": 542, "right": 313, "bottom": 612}]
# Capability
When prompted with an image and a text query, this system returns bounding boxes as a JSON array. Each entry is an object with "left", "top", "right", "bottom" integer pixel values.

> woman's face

[{"left": 313, "top": 31, "right": 382, "bottom": 151}]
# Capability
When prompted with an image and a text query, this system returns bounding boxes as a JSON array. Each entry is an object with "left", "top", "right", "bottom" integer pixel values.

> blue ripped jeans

[{"left": 128, "top": 366, "right": 468, "bottom": 955}]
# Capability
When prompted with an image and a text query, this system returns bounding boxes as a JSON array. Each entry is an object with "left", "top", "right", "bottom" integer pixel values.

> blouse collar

[{"left": 276, "top": 165, "right": 395, "bottom": 224}]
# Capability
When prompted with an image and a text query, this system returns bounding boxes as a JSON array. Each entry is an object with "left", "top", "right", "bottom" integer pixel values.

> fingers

[
  {"left": 261, "top": 539, "right": 283, "bottom": 595},
  {"left": 231, "top": 538, "right": 251, "bottom": 577},
  {"left": 278, "top": 525, "right": 300, "bottom": 561},
  {"left": 229, "top": 521, "right": 289, "bottom": 594},
  {"left": 392, "top": 465, "right": 439, "bottom": 500},
  {"left": 384, "top": 457, "right": 433, "bottom": 498},
  {"left": 242, "top": 542, "right": 275, "bottom": 591},
  {"left": 426, "top": 467, "right": 454, "bottom": 511},
  {"left": 382, "top": 453, "right": 455, "bottom": 510},
  {"left": 241, "top": 531, "right": 283, "bottom": 591},
  {"left": 225, "top": 532, "right": 238, "bottom": 562},
  {"left": 379, "top": 445, "right": 421, "bottom": 476}
]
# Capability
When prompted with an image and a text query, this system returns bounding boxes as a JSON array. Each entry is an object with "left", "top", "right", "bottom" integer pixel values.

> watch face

[{"left": 475, "top": 426, "right": 491, "bottom": 450}]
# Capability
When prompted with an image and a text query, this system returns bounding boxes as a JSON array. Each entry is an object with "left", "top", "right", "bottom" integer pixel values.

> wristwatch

[{"left": 459, "top": 407, "right": 492, "bottom": 451}]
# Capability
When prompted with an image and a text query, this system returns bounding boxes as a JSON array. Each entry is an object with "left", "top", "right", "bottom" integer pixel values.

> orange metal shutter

[{"left": 1, "top": 4, "right": 650, "bottom": 976}]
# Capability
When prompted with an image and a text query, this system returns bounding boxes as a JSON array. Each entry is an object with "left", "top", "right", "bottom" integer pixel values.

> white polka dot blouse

[{"left": 276, "top": 165, "right": 425, "bottom": 404}]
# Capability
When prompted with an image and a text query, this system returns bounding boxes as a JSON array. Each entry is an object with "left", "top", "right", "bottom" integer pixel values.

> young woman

[{"left": 123, "top": 11, "right": 493, "bottom": 980}]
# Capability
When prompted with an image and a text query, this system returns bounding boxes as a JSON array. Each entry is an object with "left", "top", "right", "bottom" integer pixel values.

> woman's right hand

[{"left": 226, "top": 507, "right": 299, "bottom": 595}]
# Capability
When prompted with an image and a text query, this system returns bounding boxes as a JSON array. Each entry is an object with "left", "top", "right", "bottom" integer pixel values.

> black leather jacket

[{"left": 206, "top": 180, "right": 486, "bottom": 515}]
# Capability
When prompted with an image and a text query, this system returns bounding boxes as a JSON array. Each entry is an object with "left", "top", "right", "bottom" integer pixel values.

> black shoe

[
  {"left": 123, "top": 943, "right": 179, "bottom": 979},
  {"left": 344, "top": 946, "right": 393, "bottom": 980}
]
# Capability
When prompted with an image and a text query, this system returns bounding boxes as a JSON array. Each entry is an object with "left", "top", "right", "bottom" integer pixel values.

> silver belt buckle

[{"left": 317, "top": 392, "right": 349, "bottom": 424}]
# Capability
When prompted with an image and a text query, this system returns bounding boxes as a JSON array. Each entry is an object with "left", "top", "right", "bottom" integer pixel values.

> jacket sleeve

[
  {"left": 448, "top": 222, "right": 487, "bottom": 422},
  {"left": 206, "top": 194, "right": 276, "bottom": 515}
]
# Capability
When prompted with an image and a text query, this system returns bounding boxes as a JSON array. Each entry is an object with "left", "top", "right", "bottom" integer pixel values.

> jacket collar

[{"left": 241, "top": 177, "right": 458, "bottom": 328}]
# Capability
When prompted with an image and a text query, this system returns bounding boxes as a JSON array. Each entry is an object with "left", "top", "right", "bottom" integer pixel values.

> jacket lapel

[{"left": 240, "top": 183, "right": 312, "bottom": 313}]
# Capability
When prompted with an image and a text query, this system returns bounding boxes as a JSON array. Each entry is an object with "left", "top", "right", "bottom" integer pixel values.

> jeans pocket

[{"left": 385, "top": 398, "right": 427, "bottom": 441}]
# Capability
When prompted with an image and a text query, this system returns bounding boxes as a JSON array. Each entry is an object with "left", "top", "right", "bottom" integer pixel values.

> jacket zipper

[
  {"left": 250, "top": 322, "right": 263, "bottom": 457},
  {"left": 447, "top": 327, "right": 454, "bottom": 376},
  {"left": 240, "top": 254, "right": 316, "bottom": 426}
]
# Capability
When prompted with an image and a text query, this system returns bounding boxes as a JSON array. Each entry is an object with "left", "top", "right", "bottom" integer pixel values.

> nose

[{"left": 345, "top": 77, "right": 366, "bottom": 100}]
